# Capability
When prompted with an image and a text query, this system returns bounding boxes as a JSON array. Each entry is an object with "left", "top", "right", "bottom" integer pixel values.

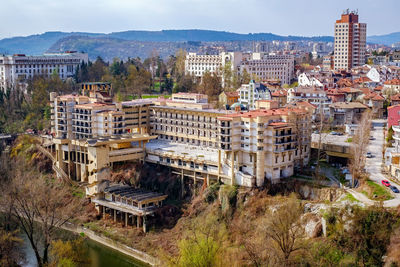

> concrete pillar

[
  {"left": 113, "top": 209, "right": 116, "bottom": 222},
  {"left": 132, "top": 215, "right": 135, "bottom": 226},
  {"left": 181, "top": 169, "right": 184, "bottom": 199},
  {"left": 256, "top": 151, "right": 265, "bottom": 187},
  {"left": 206, "top": 173, "right": 210, "bottom": 187},
  {"left": 67, "top": 142, "right": 71, "bottom": 179},
  {"left": 194, "top": 171, "right": 197, "bottom": 186},
  {"left": 75, "top": 147, "right": 78, "bottom": 181},
  {"left": 102, "top": 206, "right": 106, "bottom": 219},
  {"left": 137, "top": 216, "right": 141, "bottom": 228},
  {"left": 231, "top": 151, "right": 235, "bottom": 185},
  {"left": 125, "top": 213, "right": 128, "bottom": 227},
  {"left": 143, "top": 216, "right": 147, "bottom": 233},
  {"left": 217, "top": 150, "right": 221, "bottom": 180}
]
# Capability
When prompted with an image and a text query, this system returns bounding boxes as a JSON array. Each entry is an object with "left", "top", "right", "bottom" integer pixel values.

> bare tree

[
  {"left": 1, "top": 162, "right": 83, "bottom": 267},
  {"left": 314, "top": 106, "right": 331, "bottom": 180},
  {"left": 349, "top": 110, "right": 372, "bottom": 185},
  {"left": 261, "top": 197, "right": 305, "bottom": 265}
]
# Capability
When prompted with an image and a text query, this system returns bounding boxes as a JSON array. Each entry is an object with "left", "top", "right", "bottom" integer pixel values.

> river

[{"left": 20, "top": 231, "right": 150, "bottom": 267}]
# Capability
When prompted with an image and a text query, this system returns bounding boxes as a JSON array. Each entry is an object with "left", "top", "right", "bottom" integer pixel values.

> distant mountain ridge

[
  {"left": 0, "top": 29, "right": 398, "bottom": 60},
  {"left": 0, "top": 29, "right": 333, "bottom": 56},
  {"left": 367, "top": 32, "right": 400, "bottom": 46}
]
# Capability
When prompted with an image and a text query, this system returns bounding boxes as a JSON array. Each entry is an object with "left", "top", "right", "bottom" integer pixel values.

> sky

[{"left": 0, "top": 0, "right": 399, "bottom": 39}]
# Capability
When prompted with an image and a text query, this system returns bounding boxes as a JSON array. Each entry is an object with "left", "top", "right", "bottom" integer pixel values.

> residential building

[
  {"left": 329, "top": 102, "right": 369, "bottom": 125},
  {"left": 323, "top": 55, "right": 334, "bottom": 71},
  {"left": 0, "top": 51, "right": 88, "bottom": 91},
  {"left": 387, "top": 105, "right": 400, "bottom": 129},
  {"left": 327, "top": 89, "right": 346, "bottom": 103},
  {"left": 391, "top": 94, "right": 400, "bottom": 106},
  {"left": 239, "top": 53, "right": 294, "bottom": 85},
  {"left": 362, "top": 92, "right": 384, "bottom": 118},
  {"left": 50, "top": 87, "right": 313, "bottom": 196},
  {"left": 219, "top": 91, "right": 239, "bottom": 107},
  {"left": 287, "top": 86, "right": 332, "bottom": 118},
  {"left": 184, "top": 52, "right": 242, "bottom": 79},
  {"left": 298, "top": 73, "right": 323, "bottom": 87},
  {"left": 384, "top": 79, "right": 400, "bottom": 95},
  {"left": 238, "top": 80, "right": 272, "bottom": 109},
  {"left": 271, "top": 89, "right": 288, "bottom": 107},
  {"left": 334, "top": 10, "right": 367, "bottom": 70}
]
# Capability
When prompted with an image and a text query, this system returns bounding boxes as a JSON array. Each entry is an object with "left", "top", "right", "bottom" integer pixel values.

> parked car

[
  {"left": 382, "top": 180, "right": 391, "bottom": 187},
  {"left": 366, "top": 152, "right": 373, "bottom": 158},
  {"left": 390, "top": 185, "right": 400, "bottom": 193},
  {"left": 330, "top": 131, "right": 338, "bottom": 135},
  {"left": 369, "top": 136, "right": 375, "bottom": 140}
]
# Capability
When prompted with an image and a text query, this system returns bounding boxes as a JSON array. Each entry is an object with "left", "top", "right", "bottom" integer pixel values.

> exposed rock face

[
  {"left": 298, "top": 185, "right": 344, "bottom": 201},
  {"left": 302, "top": 213, "right": 323, "bottom": 238}
]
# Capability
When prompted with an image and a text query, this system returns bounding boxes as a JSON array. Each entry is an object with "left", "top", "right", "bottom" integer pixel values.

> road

[{"left": 350, "top": 120, "right": 400, "bottom": 208}]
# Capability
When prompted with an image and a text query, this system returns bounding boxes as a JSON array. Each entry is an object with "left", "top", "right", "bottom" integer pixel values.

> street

[{"left": 355, "top": 120, "right": 400, "bottom": 207}]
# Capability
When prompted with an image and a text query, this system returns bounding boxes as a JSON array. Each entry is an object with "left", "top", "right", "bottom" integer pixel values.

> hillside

[
  {"left": 2, "top": 29, "right": 399, "bottom": 61},
  {"left": 0, "top": 31, "right": 102, "bottom": 55},
  {"left": 0, "top": 29, "right": 333, "bottom": 58},
  {"left": 46, "top": 35, "right": 202, "bottom": 61},
  {"left": 367, "top": 32, "right": 400, "bottom": 46}
]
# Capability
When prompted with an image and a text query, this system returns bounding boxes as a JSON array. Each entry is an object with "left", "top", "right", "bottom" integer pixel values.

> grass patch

[
  {"left": 342, "top": 193, "right": 360, "bottom": 203},
  {"left": 346, "top": 138, "right": 353, "bottom": 143},
  {"left": 362, "top": 180, "right": 394, "bottom": 201}
]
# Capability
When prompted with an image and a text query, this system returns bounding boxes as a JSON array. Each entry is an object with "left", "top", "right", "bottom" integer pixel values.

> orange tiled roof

[
  {"left": 220, "top": 107, "right": 306, "bottom": 119},
  {"left": 360, "top": 88, "right": 371, "bottom": 95},
  {"left": 224, "top": 91, "right": 239, "bottom": 98},
  {"left": 338, "top": 87, "right": 362, "bottom": 94},
  {"left": 337, "top": 78, "right": 353, "bottom": 87},
  {"left": 374, "top": 86, "right": 383, "bottom": 91},
  {"left": 391, "top": 94, "right": 400, "bottom": 101},
  {"left": 271, "top": 90, "right": 287, "bottom": 96},
  {"left": 384, "top": 79, "right": 400, "bottom": 85},
  {"left": 353, "top": 76, "right": 372, "bottom": 84}
]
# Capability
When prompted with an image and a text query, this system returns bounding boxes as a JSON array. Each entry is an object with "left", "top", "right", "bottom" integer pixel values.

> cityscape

[{"left": 1, "top": 1, "right": 400, "bottom": 267}]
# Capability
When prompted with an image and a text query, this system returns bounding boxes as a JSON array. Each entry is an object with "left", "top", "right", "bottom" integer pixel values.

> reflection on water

[{"left": 20, "top": 231, "right": 149, "bottom": 267}]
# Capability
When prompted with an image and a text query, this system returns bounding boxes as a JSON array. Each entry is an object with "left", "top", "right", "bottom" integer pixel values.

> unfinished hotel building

[{"left": 50, "top": 83, "right": 311, "bottom": 228}]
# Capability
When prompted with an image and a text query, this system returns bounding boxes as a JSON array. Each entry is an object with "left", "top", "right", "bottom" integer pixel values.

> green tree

[
  {"left": 49, "top": 238, "right": 91, "bottom": 267},
  {"left": 125, "top": 65, "right": 151, "bottom": 97},
  {"left": 0, "top": 229, "right": 24, "bottom": 267},
  {"left": 197, "top": 71, "right": 222, "bottom": 101},
  {"left": 169, "top": 215, "right": 226, "bottom": 267}
]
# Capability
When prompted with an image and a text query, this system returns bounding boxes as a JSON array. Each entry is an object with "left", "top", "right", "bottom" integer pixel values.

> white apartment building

[
  {"left": 298, "top": 73, "right": 323, "bottom": 87},
  {"left": 287, "top": 86, "right": 332, "bottom": 119},
  {"left": 238, "top": 80, "right": 272, "bottom": 109},
  {"left": 334, "top": 10, "right": 367, "bottom": 70},
  {"left": 239, "top": 53, "right": 294, "bottom": 85},
  {"left": 185, "top": 52, "right": 295, "bottom": 86},
  {"left": 0, "top": 51, "right": 88, "bottom": 91},
  {"left": 184, "top": 52, "right": 242, "bottom": 78}
]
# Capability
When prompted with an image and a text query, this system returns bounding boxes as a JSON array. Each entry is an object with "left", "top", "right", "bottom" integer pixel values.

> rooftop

[
  {"left": 146, "top": 139, "right": 219, "bottom": 163},
  {"left": 330, "top": 102, "right": 368, "bottom": 109}
]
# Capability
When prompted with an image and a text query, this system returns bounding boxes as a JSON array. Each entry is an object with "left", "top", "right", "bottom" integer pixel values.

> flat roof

[
  {"left": 146, "top": 139, "right": 219, "bottom": 163},
  {"left": 311, "top": 133, "right": 351, "bottom": 147}
]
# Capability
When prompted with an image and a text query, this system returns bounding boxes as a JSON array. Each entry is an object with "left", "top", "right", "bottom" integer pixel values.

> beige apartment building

[{"left": 51, "top": 87, "right": 312, "bottom": 199}]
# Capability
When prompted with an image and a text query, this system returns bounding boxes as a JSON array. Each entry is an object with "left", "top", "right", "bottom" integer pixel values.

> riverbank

[{"left": 61, "top": 222, "right": 159, "bottom": 266}]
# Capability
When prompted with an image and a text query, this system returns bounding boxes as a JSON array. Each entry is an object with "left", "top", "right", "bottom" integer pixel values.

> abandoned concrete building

[{"left": 48, "top": 83, "right": 313, "bottom": 230}]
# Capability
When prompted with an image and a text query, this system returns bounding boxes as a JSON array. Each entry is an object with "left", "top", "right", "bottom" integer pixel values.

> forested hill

[
  {"left": 1, "top": 29, "right": 399, "bottom": 61},
  {"left": 0, "top": 29, "right": 333, "bottom": 57}
]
